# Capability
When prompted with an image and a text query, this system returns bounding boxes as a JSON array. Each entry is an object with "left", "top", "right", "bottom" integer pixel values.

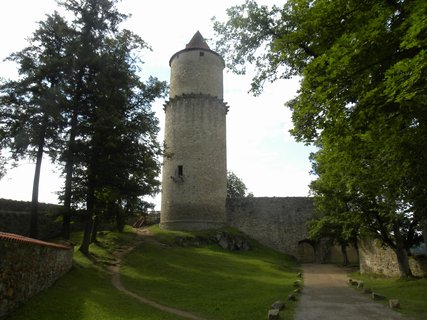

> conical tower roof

[
  {"left": 169, "top": 31, "right": 224, "bottom": 67},
  {"left": 186, "top": 31, "right": 210, "bottom": 50}
]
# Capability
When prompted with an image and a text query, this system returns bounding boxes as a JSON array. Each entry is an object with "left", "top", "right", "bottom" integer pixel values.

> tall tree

[
  {"left": 214, "top": 0, "right": 427, "bottom": 277},
  {"left": 0, "top": 12, "right": 72, "bottom": 238},
  {"left": 308, "top": 150, "right": 360, "bottom": 266},
  {"left": 1, "top": 0, "right": 166, "bottom": 249},
  {"left": 54, "top": 0, "right": 166, "bottom": 253}
]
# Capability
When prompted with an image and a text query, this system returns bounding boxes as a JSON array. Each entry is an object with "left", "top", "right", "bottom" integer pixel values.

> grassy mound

[{"left": 120, "top": 225, "right": 300, "bottom": 319}]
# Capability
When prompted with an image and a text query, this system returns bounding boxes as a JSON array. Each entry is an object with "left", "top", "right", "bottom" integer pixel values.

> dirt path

[
  {"left": 109, "top": 229, "right": 207, "bottom": 320},
  {"left": 294, "top": 264, "right": 410, "bottom": 320}
]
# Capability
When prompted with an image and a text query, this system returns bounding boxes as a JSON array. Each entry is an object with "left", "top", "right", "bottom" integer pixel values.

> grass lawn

[
  {"left": 349, "top": 271, "right": 427, "bottom": 320},
  {"left": 120, "top": 225, "right": 301, "bottom": 320},
  {"left": 6, "top": 226, "right": 299, "bottom": 320},
  {"left": 6, "top": 228, "right": 183, "bottom": 320}
]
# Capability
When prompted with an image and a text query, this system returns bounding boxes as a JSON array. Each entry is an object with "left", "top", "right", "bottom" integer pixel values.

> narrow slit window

[{"left": 178, "top": 165, "right": 183, "bottom": 176}]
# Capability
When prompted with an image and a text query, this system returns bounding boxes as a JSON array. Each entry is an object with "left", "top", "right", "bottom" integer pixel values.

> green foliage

[
  {"left": 349, "top": 272, "right": 427, "bottom": 320},
  {"left": 214, "top": 0, "right": 427, "bottom": 277},
  {"left": 227, "top": 171, "right": 250, "bottom": 198},
  {"left": 121, "top": 225, "right": 300, "bottom": 320}
]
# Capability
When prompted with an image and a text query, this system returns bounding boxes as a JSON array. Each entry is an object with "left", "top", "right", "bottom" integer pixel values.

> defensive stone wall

[
  {"left": 0, "top": 199, "right": 63, "bottom": 239},
  {"left": 0, "top": 232, "right": 73, "bottom": 317},
  {"left": 226, "top": 197, "right": 360, "bottom": 264},
  {"left": 226, "top": 197, "right": 314, "bottom": 260},
  {"left": 359, "top": 238, "right": 427, "bottom": 277}
]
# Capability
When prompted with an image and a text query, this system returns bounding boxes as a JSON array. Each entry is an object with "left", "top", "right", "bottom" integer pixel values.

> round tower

[{"left": 160, "top": 31, "right": 228, "bottom": 230}]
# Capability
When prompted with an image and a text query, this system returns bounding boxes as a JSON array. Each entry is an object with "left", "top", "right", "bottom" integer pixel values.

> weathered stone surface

[
  {"left": 389, "top": 299, "right": 400, "bottom": 309},
  {"left": 287, "top": 293, "right": 297, "bottom": 301},
  {"left": 0, "top": 201, "right": 63, "bottom": 239},
  {"left": 359, "top": 238, "right": 427, "bottom": 277},
  {"left": 294, "top": 288, "right": 301, "bottom": 294},
  {"left": 174, "top": 232, "right": 251, "bottom": 251},
  {"left": 227, "top": 197, "right": 314, "bottom": 260},
  {"left": 215, "top": 232, "right": 251, "bottom": 251},
  {"left": 371, "top": 292, "right": 387, "bottom": 300},
  {"left": 268, "top": 308, "right": 280, "bottom": 320},
  {"left": 294, "top": 279, "right": 302, "bottom": 287},
  {"left": 294, "top": 280, "right": 302, "bottom": 287},
  {"left": 271, "top": 300, "right": 285, "bottom": 311},
  {"left": 175, "top": 236, "right": 209, "bottom": 247},
  {"left": 160, "top": 33, "right": 227, "bottom": 232},
  {"left": 0, "top": 235, "right": 73, "bottom": 317}
]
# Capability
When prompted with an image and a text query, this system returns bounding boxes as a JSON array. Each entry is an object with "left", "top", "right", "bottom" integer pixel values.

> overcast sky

[{"left": 0, "top": 0, "right": 316, "bottom": 208}]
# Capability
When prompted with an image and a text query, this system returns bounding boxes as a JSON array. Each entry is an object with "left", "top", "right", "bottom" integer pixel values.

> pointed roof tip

[{"left": 186, "top": 31, "right": 210, "bottom": 50}]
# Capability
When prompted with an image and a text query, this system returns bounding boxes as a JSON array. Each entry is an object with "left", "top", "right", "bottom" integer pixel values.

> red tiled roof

[{"left": 0, "top": 232, "right": 72, "bottom": 250}]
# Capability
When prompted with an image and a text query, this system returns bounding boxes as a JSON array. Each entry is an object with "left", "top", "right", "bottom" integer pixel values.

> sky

[{"left": 0, "top": 0, "right": 316, "bottom": 208}]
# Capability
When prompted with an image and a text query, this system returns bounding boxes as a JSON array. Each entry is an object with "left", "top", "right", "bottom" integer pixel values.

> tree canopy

[
  {"left": 0, "top": 0, "right": 167, "bottom": 249},
  {"left": 214, "top": 0, "right": 427, "bottom": 277},
  {"left": 227, "top": 171, "right": 252, "bottom": 198}
]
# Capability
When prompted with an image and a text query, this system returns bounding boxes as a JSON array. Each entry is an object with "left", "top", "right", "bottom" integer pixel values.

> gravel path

[{"left": 294, "top": 264, "right": 410, "bottom": 320}]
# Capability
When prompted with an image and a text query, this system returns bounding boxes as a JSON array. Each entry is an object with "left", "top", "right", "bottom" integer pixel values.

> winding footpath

[
  {"left": 294, "top": 264, "right": 411, "bottom": 320},
  {"left": 108, "top": 229, "right": 207, "bottom": 320}
]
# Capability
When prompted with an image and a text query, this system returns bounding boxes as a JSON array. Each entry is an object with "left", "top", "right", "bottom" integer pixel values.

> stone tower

[{"left": 160, "top": 31, "right": 228, "bottom": 230}]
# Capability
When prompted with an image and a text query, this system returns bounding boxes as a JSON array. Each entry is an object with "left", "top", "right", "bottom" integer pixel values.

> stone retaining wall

[
  {"left": 0, "top": 232, "right": 73, "bottom": 317},
  {"left": 359, "top": 238, "right": 427, "bottom": 277},
  {"left": 226, "top": 197, "right": 359, "bottom": 264},
  {"left": 226, "top": 197, "right": 314, "bottom": 259}
]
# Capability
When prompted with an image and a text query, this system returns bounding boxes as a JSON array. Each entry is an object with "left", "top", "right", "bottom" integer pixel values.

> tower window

[
  {"left": 178, "top": 165, "right": 184, "bottom": 177},
  {"left": 199, "top": 51, "right": 204, "bottom": 56}
]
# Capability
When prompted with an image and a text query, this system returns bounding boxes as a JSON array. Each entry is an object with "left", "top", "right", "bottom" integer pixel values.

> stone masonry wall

[
  {"left": 226, "top": 197, "right": 359, "bottom": 264},
  {"left": 226, "top": 197, "right": 314, "bottom": 259},
  {"left": 359, "top": 238, "right": 427, "bottom": 277},
  {"left": 0, "top": 232, "right": 73, "bottom": 317},
  {"left": 0, "top": 199, "right": 63, "bottom": 239}
]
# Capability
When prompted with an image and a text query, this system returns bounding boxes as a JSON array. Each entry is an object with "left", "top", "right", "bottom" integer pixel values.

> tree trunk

[
  {"left": 80, "top": 214, "right": 94, "bottom": 255},
  {"left": 116, "top": 205, "right": 125, "bottom": 232},
  {"left": 61, "top": 157, "right": 74, "bottom": 239},
  {"left": 90, "top": 215, "right": 99, "bottom": 243},
  {"left": 393, "top": 223, "right": 413, "bottom": 278},
  {"left": 29, "top": 134, "right": 46, "bottom": 239},
  {"left": 61, "top": 108, "right": 78, "bottom": 239},
  {"left": 353, "top": 239, "right": 360, "bottom": 263},
  {"left": 422, "top": 219, "right": 427, "bottom": 250},
  {"left": 341, "top": 243, "right": 349, "bottom": 266},
  {"left": 79, "top": 172, "right": 95, "bottom": 255}
]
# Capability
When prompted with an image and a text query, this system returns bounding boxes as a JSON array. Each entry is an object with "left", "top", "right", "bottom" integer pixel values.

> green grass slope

[
  {"left": 120, "top": 226, "right": 300, "bottom": 320},
  {"left": 6, "top": 226, "right": 300, "bottom": 320},
  {"left": 6, "top": 229, "right": 183, "bottom": 320}
]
